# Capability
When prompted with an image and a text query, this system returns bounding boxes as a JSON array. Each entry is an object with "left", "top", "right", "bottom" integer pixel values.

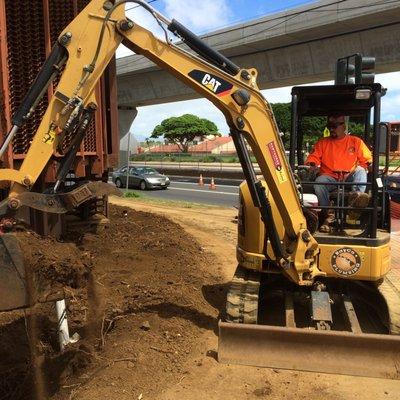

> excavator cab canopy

[
  {"left": 292, "top": 83, "right": 384, "bottom": 116},
  {"left": 289, "top": 83, "right": 390, "bottom": 238}
]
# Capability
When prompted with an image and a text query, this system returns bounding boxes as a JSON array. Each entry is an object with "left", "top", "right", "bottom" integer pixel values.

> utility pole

[{"left": 126, "top": 132, "right": 131, "bottom": 190}]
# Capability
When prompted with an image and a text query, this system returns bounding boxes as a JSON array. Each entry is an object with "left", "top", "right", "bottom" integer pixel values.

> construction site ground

[{"left": 1, "top": 198, "right": 400, "bottom": 399}]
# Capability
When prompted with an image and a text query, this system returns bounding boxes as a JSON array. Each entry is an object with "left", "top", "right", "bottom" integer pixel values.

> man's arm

[
  {"left": 305, "top": 140, "right": 323, "bottom": 166},
  {"left": 357, "top": 139, "right": 372, "bottom": 168}
]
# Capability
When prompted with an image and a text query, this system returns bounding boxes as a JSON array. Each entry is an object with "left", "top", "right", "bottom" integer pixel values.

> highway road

[{"left": 124, "top": 177, "right": 240, "bottom": 207}]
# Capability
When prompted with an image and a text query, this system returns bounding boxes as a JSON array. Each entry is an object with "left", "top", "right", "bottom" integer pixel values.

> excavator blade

[
  {"left": 218, "top": 321, "right": 400, "bottom": 379},
  {"left": 0, "top": 234, "right": 29, "bottom": 311}
]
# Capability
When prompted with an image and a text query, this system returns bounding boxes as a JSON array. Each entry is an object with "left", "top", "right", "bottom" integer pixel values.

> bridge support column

[{"left": 118, "top": 106, "right": 138, "bottom": 168}]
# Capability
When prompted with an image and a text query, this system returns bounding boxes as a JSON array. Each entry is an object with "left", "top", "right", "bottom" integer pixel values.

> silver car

[{"left": 112, "top": 166, "right": 170, "bottom": 190}]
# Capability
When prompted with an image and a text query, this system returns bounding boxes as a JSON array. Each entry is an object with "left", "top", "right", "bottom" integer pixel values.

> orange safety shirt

[{"left": 306, "top": 134, "right": 372, "bottom": 179}]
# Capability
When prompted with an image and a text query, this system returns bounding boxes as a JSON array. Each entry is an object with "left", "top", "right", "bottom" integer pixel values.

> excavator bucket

[
  {"left": 0, "top": 181, "right": 122, "bottom": 215},
  {"left": 0, "top": 182, "right": 121, "bottom": 312},
  {"left": 218, "top": 321, "right": 400, "bottom": 379},
  {"left": 0, "top": 234, "right": 29, "bottom": 311}
]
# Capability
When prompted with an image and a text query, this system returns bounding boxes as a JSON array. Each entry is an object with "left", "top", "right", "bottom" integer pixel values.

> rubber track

[
  {"left": 226, "top": 266, "right": 260, "bottom": 324},
  {"left": 378, "top": 276, "right": 400, "bottom": 335}
]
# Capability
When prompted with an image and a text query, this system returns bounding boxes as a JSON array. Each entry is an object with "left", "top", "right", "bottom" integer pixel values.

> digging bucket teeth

[
  {"left": 218, "top": 321, "right": 400, "bottom": 379},
  {"left": 0, "top": 234, "right": 29, "bottom": 311}
]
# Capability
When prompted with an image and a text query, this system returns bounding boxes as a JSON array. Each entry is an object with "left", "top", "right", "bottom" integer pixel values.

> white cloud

[
  {"left": 378, "top": 72, "right": 400, "bottom": 122},
  {"left": 116, "top": 3, "right": 167, "bottom": 58},
  {"left": 116, "top": 45, "right": 132, "bottom": 59},
  {"left": 382, "top": 93, "right": 400, "bottom": 122},
  {"left": 262, "top": 86, "right": 291, "bottom": 104},
  {"left": 376, "top": 71, "right": 400, "bottom": 92},
  {"left": 261, "top": 80, "right": 333, "bottom": 104},
  {"left": 164, "top": 0, "right": 232, "bottom": 31},
  {"left": 116, "top": 0, "right": 234, "bottom": 58}
]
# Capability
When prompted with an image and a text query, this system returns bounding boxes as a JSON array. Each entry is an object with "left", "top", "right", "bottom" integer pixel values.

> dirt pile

[
  {"left": 0, "top": 205, "right": 225, "bottom": 399},
  {"left": 16, "top": 232, "right": 92, "bottom": 301}
]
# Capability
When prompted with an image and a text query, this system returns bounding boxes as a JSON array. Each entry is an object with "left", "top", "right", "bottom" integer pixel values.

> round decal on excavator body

[{"left": 331, "top": 247, "right": 361, "bottom": 276}]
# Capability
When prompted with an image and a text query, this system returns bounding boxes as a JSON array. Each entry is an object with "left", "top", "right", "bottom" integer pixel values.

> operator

[{"left": 305, "top": 114, "right": 372, "bottom": 232}]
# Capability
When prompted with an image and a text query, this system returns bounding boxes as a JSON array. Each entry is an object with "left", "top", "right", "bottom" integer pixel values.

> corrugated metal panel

[
  {"left": 5, "top": 0, "right": 48, "bottom": 156},
  {"left": 0, "top": 0, "right": 119, "bottom": 179},
  {"left": 48, "top": 0, "right": 75, "bottom": 44}
]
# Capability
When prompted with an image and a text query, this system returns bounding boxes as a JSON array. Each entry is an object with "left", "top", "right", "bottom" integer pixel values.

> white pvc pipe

[{"left": 56, "top": 299, "right": 70, "bottom": 351}]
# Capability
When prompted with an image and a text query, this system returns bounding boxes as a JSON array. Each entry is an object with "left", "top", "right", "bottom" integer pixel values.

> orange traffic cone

[
  {"left": 209, "top": 177, "right": 216, "bottom": 190},
  {"left": 198, "top": 174, "right": 204, "bottom": 186}
]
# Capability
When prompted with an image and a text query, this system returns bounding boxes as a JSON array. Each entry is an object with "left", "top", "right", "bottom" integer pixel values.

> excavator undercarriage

[{"left": 220, "top": 266, "right": 400, "bottom": 378}]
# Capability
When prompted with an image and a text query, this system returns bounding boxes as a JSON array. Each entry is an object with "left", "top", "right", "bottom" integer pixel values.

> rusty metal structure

[{"left": 0, "top": 0, "right": 119, "bottom": 184}]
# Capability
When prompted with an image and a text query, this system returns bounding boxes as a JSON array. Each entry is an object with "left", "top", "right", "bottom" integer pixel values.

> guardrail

[{"left": 129, "top": 161, "right": 262, "bottom": 173}]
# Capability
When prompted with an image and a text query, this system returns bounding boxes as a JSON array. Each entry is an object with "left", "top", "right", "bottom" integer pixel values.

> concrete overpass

[
  {"left": 117, "top": 0, "right": 400, "bottom": 108},
  {"left": 116, "top": 0, "right": 400, "bottom": 163}
]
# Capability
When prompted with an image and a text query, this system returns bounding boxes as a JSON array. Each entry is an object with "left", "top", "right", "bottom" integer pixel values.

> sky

[{"left": 116, "top": 0, "right": 400, "bottom": 143}]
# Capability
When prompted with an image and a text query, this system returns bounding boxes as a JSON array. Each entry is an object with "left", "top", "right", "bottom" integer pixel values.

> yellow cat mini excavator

[{"left": 0, "top": 0, "right": 399, "bottom": 378}]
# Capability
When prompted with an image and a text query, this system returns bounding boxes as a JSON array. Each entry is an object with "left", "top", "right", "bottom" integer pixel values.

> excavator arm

[{"left": 0, "top": 0, "right": 322, "bottom": 285}]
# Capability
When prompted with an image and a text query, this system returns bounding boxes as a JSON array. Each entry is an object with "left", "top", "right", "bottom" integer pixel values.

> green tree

[
  {"left": 142, "top": 138, "right": 162, "bottom": 151},
  {"left": 150, "top": 114, "right": 220, "bottom": 152},
  {"left": 271, "top": 103, "right": 326, "bottom": 147},
  {"left": 348, "top": 122, "right": 365, "bottom": 138},
  {"left": 271, "top": 103, "right": 291, "bottom": 144}
]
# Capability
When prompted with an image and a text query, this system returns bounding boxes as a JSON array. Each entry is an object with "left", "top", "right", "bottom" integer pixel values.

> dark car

[
  {"left": 112, "top": 166, "right": 170, "bottom": 190},
  {"left": 386, "top": 175, "right": 400, "bottom": 203}
]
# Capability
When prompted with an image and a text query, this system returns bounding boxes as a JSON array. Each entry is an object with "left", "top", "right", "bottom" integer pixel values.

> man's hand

[
  {"left": 308, "top": 162, "right": 319, "bottom": 173},
  {"left": 305, "top": 162, "right": 319, "bottom": 182},
  {"left": 305, "top": 163, "right": 319, "bottom": 181}
]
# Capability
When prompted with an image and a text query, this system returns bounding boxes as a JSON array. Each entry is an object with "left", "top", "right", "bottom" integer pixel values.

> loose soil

[
  {"left": 17, "top": 232, "right": 92, "bottom": 300},
  {"left": 0, "top": 198, "right": 399, "bottom": 399}
]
